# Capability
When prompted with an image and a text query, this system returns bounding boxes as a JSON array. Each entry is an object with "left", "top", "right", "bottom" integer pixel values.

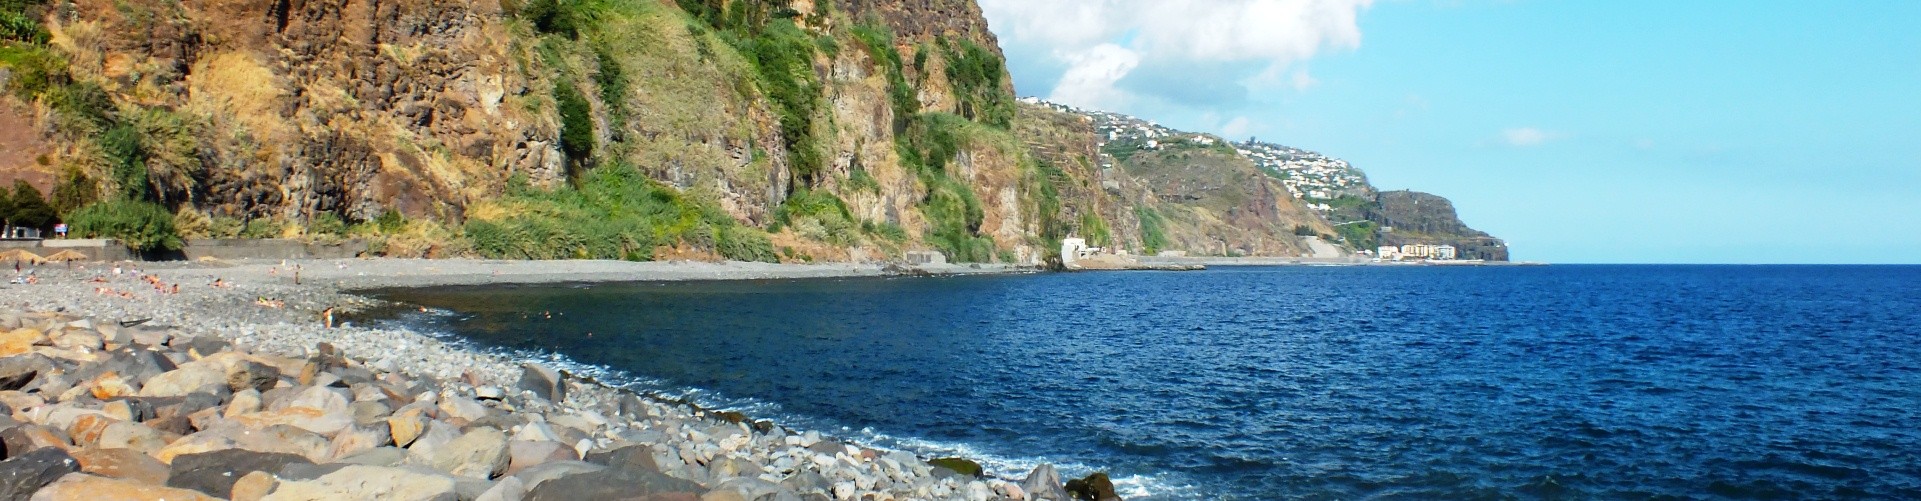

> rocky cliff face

[
  {"left": 1369, "top": 190, "right": 1508, "bottom": 261},
  {"left": 0, "top": 0, "right": 1424, "bottom": 262}
]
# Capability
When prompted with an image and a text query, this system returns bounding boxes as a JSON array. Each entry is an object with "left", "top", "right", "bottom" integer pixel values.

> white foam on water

[{"left": 382, "top": 314, "right": 1204, "bottom": 499}]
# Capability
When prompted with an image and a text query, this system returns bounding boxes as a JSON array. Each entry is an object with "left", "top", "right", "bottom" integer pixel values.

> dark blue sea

[{"left": 370, "top": 265, "right": 1921, "bottom": 499}]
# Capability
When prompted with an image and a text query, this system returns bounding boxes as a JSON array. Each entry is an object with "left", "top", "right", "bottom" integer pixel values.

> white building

[{"left": 1060, "top": 237, "right": 1101, "bottom": 265}]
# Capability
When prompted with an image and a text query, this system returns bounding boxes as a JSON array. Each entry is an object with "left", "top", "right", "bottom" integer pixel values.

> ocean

[{"left": 370, "top": 265, "right": 1921, "bottom": 499}]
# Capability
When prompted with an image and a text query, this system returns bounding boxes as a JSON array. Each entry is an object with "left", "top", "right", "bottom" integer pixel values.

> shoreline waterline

[{"left": 0, "top": 257, "right": 1108, "bottom": 500}]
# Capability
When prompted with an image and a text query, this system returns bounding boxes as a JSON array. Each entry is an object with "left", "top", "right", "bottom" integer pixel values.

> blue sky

[{"left": 978, "top": 1, "right": 1921, "bottom": 264}]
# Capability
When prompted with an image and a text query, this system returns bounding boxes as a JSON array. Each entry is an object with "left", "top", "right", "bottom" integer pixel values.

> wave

[{"left": 364, "top": 311, "right": 1201, "bottom": 499}]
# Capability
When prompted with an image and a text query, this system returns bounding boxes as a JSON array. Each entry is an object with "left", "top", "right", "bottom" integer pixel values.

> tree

[
  {"left": 0, "top": 186, "right": 13, "bottom": 228},
  {"left": 67, "top": 199, "right": 181, "bottom": 251},
  {"left": 49, "top": 166, "right": 99, "bottom": 216},
  {"left": 8, "top": 181, "right": 56, "bottom": 231}
]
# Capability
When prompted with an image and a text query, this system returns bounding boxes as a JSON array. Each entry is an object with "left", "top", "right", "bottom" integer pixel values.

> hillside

[{"left": 0, "top": 0, "right": 1497, "bottom": 263}]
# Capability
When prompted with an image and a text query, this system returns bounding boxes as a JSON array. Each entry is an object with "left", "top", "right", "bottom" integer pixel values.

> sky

[{"left": 976, "top": 1, "right": 1921, "bottom": 264}]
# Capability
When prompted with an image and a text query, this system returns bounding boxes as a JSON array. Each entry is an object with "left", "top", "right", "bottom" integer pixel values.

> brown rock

[
  {"left": 225, "top": 407, "right": 352, "bottom": 436},
  {"left": 3, "top": 424, "right": 73, "bottom": 453},
  {"left": 29, "top": 472, "right": 219, "bottom": 500},
  {"left": 230, "top": 470, "right": 278, "bottom": 501},
  {"left": 258, "top": 464, "right": 458, "bottom": 501},
  {"left": 326, "top": 423, "right": 393, "bottom": 461},
  {"left": 65, "top": 414, "right": 118, "bottom": 448},
  {"left": 505, "top": 440, "right": 578, "bottom": 476},
  {"left": 0, "top": 329, "right": 46, "bottom": 357},
  {"left": 427, "top": 427, "right": 510, "bottom": 479},
  {"left": 94, "top": 422, "right": 169, "bottom": 455},
  {"left": 70, "top": 448, "right": 170, "bottom": 484},
  {"left": 388, "top": 407, "right": 429, "bottom": 447}
]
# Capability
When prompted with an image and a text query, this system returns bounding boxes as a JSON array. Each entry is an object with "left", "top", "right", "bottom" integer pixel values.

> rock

[
  {"left": 506, "top": 440, "right": 577, "bottom": 475},
  {"left": 475, "top": 475, "right": 525, "bottom": 501},
  {"left": 0, "top": 329, "right": 46, "bottom": 357},
  {"left": 0, "top": 448, "right": 80, "bottom": 499},
  {"left": 138, "top": 366, "right": 226, "bottom": 398},
  {"left": 226, "top": 389, "right": 263, "bottom": 417},
  {"left": 64, "top": 414, "right": 117, "bottom": 448},
  {"left": 286, "top": 386, "right": 350, "bottom": 414},
  {"left": 1021, "top": 463, "right": 1072, "bottom": 501},
  {"left": 0, "top": 355, "right": 52, "bottom": 391},
  {"left": 709, "top": 477, "right": 788, "bottom": 501},
  {"left": 94, "top": 422, "right": 168, "bottom": 455},
  {"left": 229, "top": 471, "right": 278, "bottom": 501},
  {"left": 928, "top": 457, "right": 984, "bottom": 478},
  {"left": 507, "top": 460, "right": 604, "bottom": 491},
  {"left": 965, "top": 481, "right": 995, "bottom": 501},
  {"left": 1064, "top": 472, "right": 1122, "bottom": 501},
  {"left": 259, "top": 464, "right": 459, "bottom": 501},
  {"left": 474, "top": 386, "right": 504, "bottom": 401},
  {"left": 225, "top": 406, "right": 352, "bottom": 436},
  {"left": 326, "top": 423, "right": 393, "bottom": 461},
  {"left": 2, "top": 424, "right": 72, "bottom": 454},
  {"left": 427, "top": 427, "right": 510, "bottom": 479},
  {"left": 779, "top": 471, "right": 831, "bottom": 498},
  {"left": 515, "top": 364, "right": 565, "bottom": 404},
  {"left": 388, "top": 407, "right": 429, "bottom": 447},
  {"left": 167, "top": 449, "right": 314, "bottom": 498},
  {"left": 49, "top": 331, "right": 102, "bottom": 351},
  {"left": 583, "top": 444, "right": 664, "bottom": 473},
  {"left": 29, "top": 472, "right": 220, "bottom": 500},
  {"left": 438, "top": 396, "right": 489, "bottom": 423},
  {"left": 349, "top": 401, "right": 392, "bottom": 426},
  {"left": 402, "top": 420, "right": 460, "bottom": 462},
  {"left": 512, "top": 421, "right": 560, "bottom": 443},
  {"left": 525, "top": 466, "right": 706, "bottom": 501},
  {"left": 226, "top": 360, "right": 281, "bottom": 393},
  {"left": 336, "top": 447, "right": 408, "bottom": 467},
  {"left": 181, "top": 338, "right": 229, "bottom": 359},
  {"left": 69, "top": 448, "right": 168, "bottom": 485},
  {"left": 157, "top": 424, "right": 331, "bottom": 463}
]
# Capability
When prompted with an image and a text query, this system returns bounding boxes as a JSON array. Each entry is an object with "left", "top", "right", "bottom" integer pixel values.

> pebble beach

[{"left": 0, "top": 257, "right": 1123, "bottom": 501}]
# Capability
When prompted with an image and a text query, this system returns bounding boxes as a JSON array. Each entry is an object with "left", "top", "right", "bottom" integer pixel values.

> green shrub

[
  {"left": 939, "top": 37, "right": 1013, "bottom": 128},
  {"left": 100, "top": 124, "right": 150, "bottom": 200},
  {"left": 516, "top": 0, "right": 578, "bottom": 38},
  {"left": 207, "top": 216, "right": 243, "bottom": 238},
  {"left": 592, "top": 44, "right": 626, "bottom": 117},
  {"left": 1136, "top": 207, "right": 1170, "bottom": 255},
  {"left": 5, "top": 180, "right": 53, "bottom": 230},
  {"left": 554, "top": 78, "right": 594, "bottom": 176},
  {"left": 0, "top": 44, "right": 64, "bottom": 98},
  {"left": 48, "top": 166, "right": 97, "bottom": 216},
  {"left": 462, "top": 163, "right": 777, "bottom": 262},
  {"left": 240, "top": 218, "right": 283, "bottom": 239},
  {"left": 375, "top": 209, "right": 406, "bottom": 233},
  {"left": 67, "top": 199, "right": 181, "bottom": 251},
  {"left": 307, "top": 212, "right": 347, "bottom": 236}
]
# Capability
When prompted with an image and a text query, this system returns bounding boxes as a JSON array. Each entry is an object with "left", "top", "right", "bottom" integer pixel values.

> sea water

[{"left": 372, "top": 265, "right": 1921, "bottom": 499}]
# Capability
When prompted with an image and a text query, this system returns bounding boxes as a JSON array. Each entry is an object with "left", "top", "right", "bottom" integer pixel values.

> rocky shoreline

[{"left": 0, "top": 260, "right": 1124, "bottom": 501}]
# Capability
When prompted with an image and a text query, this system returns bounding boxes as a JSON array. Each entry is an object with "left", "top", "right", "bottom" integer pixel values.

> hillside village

[{"left": 1020, "top": 97, "right": 1373, "bottom": 214}]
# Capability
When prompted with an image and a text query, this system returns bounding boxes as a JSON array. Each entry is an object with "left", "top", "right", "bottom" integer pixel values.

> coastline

[{"left": 0, "top": 258, "right": 1085, "bottom": 500}]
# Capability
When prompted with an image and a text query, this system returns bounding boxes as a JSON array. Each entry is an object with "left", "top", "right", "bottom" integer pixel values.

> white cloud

[
  {"left": 980, "top": 0, "right": 1373, "bottom": 110},
  {"left": 1048, "top": 44, "right": 1142, "bottom": 109},
  {"left": 1500, "top": 127, "right": 1561, "bottom": 147},
  {"left": 1221, "top": 117, "right": 1255, "bottom": 138},
  {"left": 1289, "top": 69, "right": 1320, "bottom": 92}
]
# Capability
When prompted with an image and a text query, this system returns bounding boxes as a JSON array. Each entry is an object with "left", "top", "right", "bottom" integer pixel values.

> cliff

[
  {"left": 0, "top": 0, "right": 1490, "bottom": 263},
  {"left": 1367, "top": 190, "right": 1508, "bottom": 261}
]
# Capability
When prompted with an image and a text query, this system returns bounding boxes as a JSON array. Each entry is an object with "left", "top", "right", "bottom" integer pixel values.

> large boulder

[
  {"left": 259, "top": 465, "right": 460, "bottom": 501},
  {"left": 0, "top": 448, "right": 80, "bottom": 499},
  {"left": 515, "top": 364, "right": 566, "bottom": 403},
  {"left": 425, "top": 427, "right": 510, "bottom": 479},
  {"left": 1021, "top": 463, "right": 1072, "bottom": 501},
  {"left": 29, "top": 472, "right": 219, "bottom": 500},
  {"left": 928, "top": 457, "right": 984, "bottom": 478},
  {"left": 525, "top": 467, "right": 706, "bottom": 501},
  {"left": 1065, "top": 472, "right": 1123, "bottom": 501},
  {"left": 69, "top": 448, "right": 169, "bottom": 485},
  {"left": 167, "top": 449, "right": 314, "bottom": 498}
]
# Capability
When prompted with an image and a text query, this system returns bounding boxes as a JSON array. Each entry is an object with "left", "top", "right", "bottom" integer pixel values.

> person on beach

[{"left": 322, "top": 307, "right": 335, "bottom": 328}]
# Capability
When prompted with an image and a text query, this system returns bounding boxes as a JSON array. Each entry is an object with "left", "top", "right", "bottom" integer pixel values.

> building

[{"left": 1060, "top": 238, "right": 1101, "bottom": 265}]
